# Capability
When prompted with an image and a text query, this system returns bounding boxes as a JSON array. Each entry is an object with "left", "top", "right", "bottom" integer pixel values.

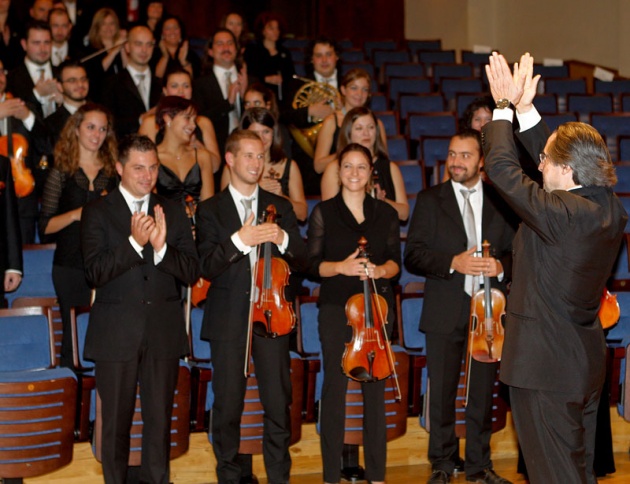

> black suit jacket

[
  {"left": 81, "top": 187, "right": 199, "bottom": 361},
  {"left": 102, "top": 69, "right": 161, "bottom": 138},
  {"left": 483, "top": 119, "right": 627, "bottom": 394},
  {"left": 404, "top": 181, "right": 517, "bottom": 334},
  {"left": 7, "top": 63, "right": 47, "bottom": 119},
  {"left": 196, "top": 188, "right": 308, "bottom": 342},
  {"left": 0, "top": 155, "right": 22, "bottom": 292},
  {"left": 192, "top": 72, "right": 234, "bottom": 156}
]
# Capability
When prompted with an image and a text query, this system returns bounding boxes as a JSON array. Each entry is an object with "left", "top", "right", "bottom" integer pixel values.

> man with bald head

[{"left": 101, "top": 25, "right": 161, "bottom": 138}]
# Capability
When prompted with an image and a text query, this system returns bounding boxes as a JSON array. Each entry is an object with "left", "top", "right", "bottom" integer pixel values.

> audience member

[
  {"left": 28, "top": 0, "right": 52, "bottom": 22},
  {"left": 244, "top": 12, "right": 295, "bottom": 110},
  {"left": 48, "top": 7, "right": 83, "bottom": 66},
  {"left": 314, "top": 68, "right": 387, "bottom": 174},
  {"left": 138, "top": 67, "right": 221, "bottom": 172},
  {"left": 0, "top": 0, "right": 24, "bottom": 71},
  {"left": 102, "top": 25, "right": 160, "bottom": 138},
  {"left": 152, "top": 14, "right": 200, "bottom": 79},
  {"left": 39, "top": 103, "right": 118, "bottom": 367},
  {"left": 142, "top": 1, "right": 164, "bottom": 32}
]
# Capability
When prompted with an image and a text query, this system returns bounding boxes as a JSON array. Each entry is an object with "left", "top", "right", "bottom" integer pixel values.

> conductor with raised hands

[{"left": 482, "top": 52, "right": 627, "bottom": 484}]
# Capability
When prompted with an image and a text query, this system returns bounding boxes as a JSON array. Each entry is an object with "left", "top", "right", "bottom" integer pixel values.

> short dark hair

[
  {"left": 453, "top": 128, "right": 483, "bottom": 155},
  {"left": 155, "top": 96, "right": 197, "bottom": 133},
  {"left": 48, "top": 7, "right": 71, "bottom": 23},
  {"left": 56, "top": 60, "right": 86, "bottom": 82},
  {"left": 306, "top": 36, "right": 338, "bottom": 62},
  {"left": 24, "top": 20, "right": 52, "bottom": 40},
  {"left": 550, "top": 122, "right": 617, "bottom": 187},
  {"left": 225, "top": 129, "right": 262, "bottom": 156},
  {"left": 211, "top": 28, "right": 238, "bottom": 48},
  {"left": 118, "top": 135, "right": 157, "bottom": 165}
]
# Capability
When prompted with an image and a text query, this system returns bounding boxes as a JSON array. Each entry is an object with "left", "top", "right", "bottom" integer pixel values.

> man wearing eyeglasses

[
  {"left": 483, "top": 52, "right": 627, "bottom": 484},
  {"left": 101, "top": 25, "right": 161, "bottom": 138}
]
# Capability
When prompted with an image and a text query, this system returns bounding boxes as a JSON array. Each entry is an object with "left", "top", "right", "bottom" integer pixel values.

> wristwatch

[{"left": 496, "top": 98, "right": 511, "bottom": 109}]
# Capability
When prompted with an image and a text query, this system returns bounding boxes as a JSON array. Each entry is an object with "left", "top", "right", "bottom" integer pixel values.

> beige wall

[{"left": 405, "top": 0, "right": 630, "bottom": 77}]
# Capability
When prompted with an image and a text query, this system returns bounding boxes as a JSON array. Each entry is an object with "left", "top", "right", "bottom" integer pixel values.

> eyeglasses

[{"left": 539, "top": 152, "right": 550, "bottom": 165}]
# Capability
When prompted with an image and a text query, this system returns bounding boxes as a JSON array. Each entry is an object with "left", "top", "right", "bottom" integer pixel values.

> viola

[
  {"left": 243, "top": 204, "right": 295, "bottom": 376},
  {"left": 0, "top": 93, "right": 34, "bottom": 198},
  {"left": 462, "top": 240, "right": 506, "bottom": 407},
  {"left": 341, "top": 237, "right": 401, "bottom": 400},
  {"left": 599, "top": 288, "right": 620, "bottom": 330},
  {"left": 469, "top": 240, "right": 506, "bottom": 363}
]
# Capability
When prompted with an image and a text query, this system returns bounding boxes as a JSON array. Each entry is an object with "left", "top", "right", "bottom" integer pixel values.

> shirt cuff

[
  {"left": 129, "top": 235, "right": 144, "bottom": 257},
  {"left": 277, "top": 230, "right": 289, "bottom": 254},
  {"left": 22, "top": 111, "right": 35, "bottom": 131},
  {"left": 5, "top": 269, "right": 22, "bottom": 276},
  {"left": 231, "top": 231, "right": 252, "bottom": 255},
  {"left": 153, "top": 244, "right": 167, "bottom": 264},
  {"left": 516, "top": 106, "right": 542, "bottom": 132},
  {"left": 492, "top": 107, "right": 514, "bottom": 123}
]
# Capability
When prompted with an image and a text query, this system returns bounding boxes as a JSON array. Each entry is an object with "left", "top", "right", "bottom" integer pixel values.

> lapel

[
  {"left": 120, "top": 69, "right": 144, "bottom": 106},
  {"left": 217, "top": 189, "right": 242, "bottom": 233},
  {"left": 481, "top": 182, "right": 496, "bottom": 239},
  {"left": 438, "top": 182, "right": 466, "bottom": 237}
]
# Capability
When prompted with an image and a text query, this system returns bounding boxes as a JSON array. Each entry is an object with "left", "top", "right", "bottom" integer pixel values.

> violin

[
  {"left": 341, "top": 237, "right": 401, "bottom": 400},
  {"left": 599, "top": 288, "right": 620, "bottom": 330},
  {"left": 0, "top": 93, "right": 35, "bottom": 198},
  {"left": 243, "top": 204, "right": 296, "bottom": 376},
  {"left": 462, "top": 240, "right": 506, "bottom": 406}
]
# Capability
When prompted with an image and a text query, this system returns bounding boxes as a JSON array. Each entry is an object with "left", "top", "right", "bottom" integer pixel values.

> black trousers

[
  {"left": 425, "top": 298, "right": 498, "bottom": 476},
  {"left": 318, "top": 304, "right": 389, "bottom": 483},
  {"left": 510, "top": 385, "right": 601, "bottom": 484},
  {"left": 209, "top": 333, "right": 292, "bottom": 484},
  {"left": 95, "top": 350, "right": 179, "bottom": 484},
  {"left": 52, "top": 264, "right": 92, "bottom": 368}
]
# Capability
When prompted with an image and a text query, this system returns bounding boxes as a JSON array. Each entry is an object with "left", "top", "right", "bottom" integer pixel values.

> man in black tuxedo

[
  {"left": 0, "top": 155, "right": 22, "bottom": 307},
  {"left": 483, "top": 52, "right": 627, "bottom": 484},
  {"left": 7, "top": 20, "right": 61, "bottom": 120},
  {"left": 81, "top": 135, "right": 199, "bottom": 484},
  {"left": 34, "top": 60, "right": 89, "bottom": 167},
  {"left": 196, "top": 129, "right": 307, "bottom": 483},
  {"left": 49, "top": 7, "right": 84, "bottom": 67},
  {"left": 193, "top": 29, "right": 248, "bottom": 168},
  {"left": 404, "top": 130, "right": 516, "bottom": 484},
  {"left": 101, "top": 25, "right": 161, "bottom": 139}
]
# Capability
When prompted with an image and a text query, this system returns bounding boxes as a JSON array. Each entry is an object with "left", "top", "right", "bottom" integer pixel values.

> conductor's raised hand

[
  {"left": 514, "top": 52, "right": 541, "bottom": 114},
  {"left": 485, "top": 52, "right": 525, "bottom": 106},
  {"left": 131, "top": 211, "right": 155, "bottom": 247},
  {"left": 149, "top": 204, "right": 167, "bottom": 252}
]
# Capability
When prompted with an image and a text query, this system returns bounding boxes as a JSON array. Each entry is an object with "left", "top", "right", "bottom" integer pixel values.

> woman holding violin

[
  {"left": 39, "top": 103, "right": 118, "bottom": 368},
  {"left": 307, "top": 143, "right": 401, "bottom": 484}
]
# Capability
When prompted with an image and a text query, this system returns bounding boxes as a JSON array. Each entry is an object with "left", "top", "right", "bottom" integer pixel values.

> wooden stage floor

[{"left": 25, "top": 411, "right": 630, "bottom": 483}]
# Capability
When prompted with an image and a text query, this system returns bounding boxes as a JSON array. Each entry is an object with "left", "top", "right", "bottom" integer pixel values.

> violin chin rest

[{"left": 349, "top": 366, "right": 376, "bottom": 382}]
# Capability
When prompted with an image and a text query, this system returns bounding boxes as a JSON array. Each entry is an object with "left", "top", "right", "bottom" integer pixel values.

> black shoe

[
  {"left": 454, "top": 456, "right": 465, "bottom": 474},
  {"left": 239, "top": 475, "right": 259, "bottom": 484},
  {"left": 466, "top": 468, "right": 512, "bottom": 484},
  {"left": 341, "top": 465, "right": 365, "bottom": 482},
  {"left": 427, "top": 469, "right": 451, "bottom": 484}
]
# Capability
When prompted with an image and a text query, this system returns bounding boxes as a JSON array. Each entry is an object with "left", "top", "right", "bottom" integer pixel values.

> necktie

[
  {"left": 241, "top": 197, "right": 253, "bottom": 224},
  {"left": 461, "top": 188, "right": 478, "bottom": 296},
  {"left": 37, "top": 68, "right": 45, "bottom": 82},
  {"left": 224, "top": 71, "right": 232, "bottom": 99},
  {"left": 133, "top": 200, "right": 144, "bottom": 214},
  {"left": 136, "top": 73, "right": 148, "bottom": 110}
]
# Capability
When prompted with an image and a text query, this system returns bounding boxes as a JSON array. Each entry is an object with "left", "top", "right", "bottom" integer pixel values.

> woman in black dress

[
  {"left": 307, "top": 143, "right": 401, "bottom": 484},
  {"left": 39, "top": 103, "right": 118, "bottom": 368}
]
